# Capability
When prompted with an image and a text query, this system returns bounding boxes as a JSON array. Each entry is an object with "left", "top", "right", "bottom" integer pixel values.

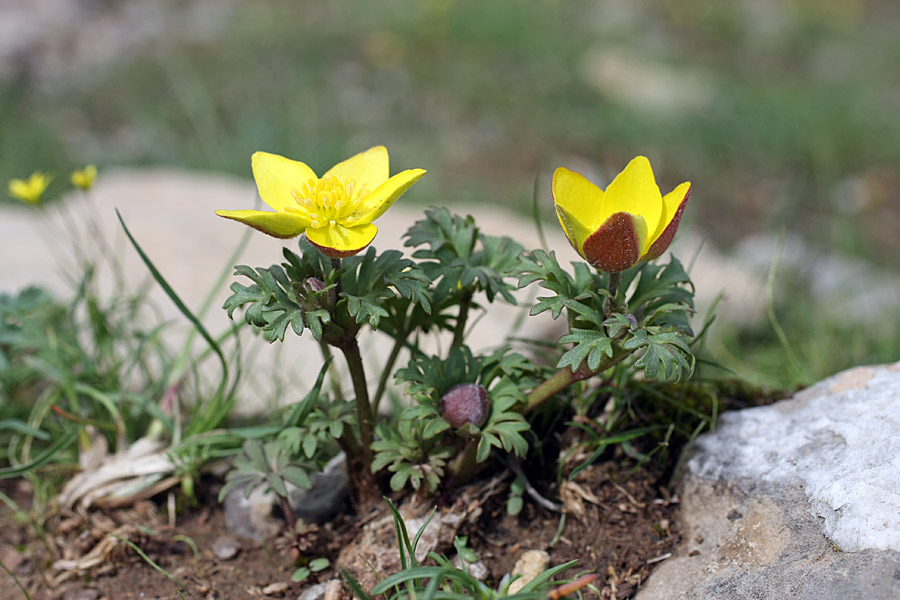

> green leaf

[
  {"left": 310, "top": 558, "right": 330, "bottom": 572},
  {"left": 291, "top": 567, "right": 311, "bottom": 582},
  {"left": 266, "top": 472, "right": 287, "bottom": 498},
  {"left": 556, "top": 329, "right": 613, "bottom": 372},
  {"left": 281, "top": 465, "right": 311, "bottom": 489}
]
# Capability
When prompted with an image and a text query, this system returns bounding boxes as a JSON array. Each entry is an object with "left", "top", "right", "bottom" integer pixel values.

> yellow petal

[
  {"left": 554, "top": 202, "right": 592, "bottom": 259},
  {"left": 323, "top": 146, "right": 389, "bottom": 195},
  {"left": 215, "top": 209, "right": 310, "bottom": 239},
  {"left": 601, "top": 156, "right": 663, "bottom": 254},
  {"left": 644, "top": 182, "right": 691, "bottom": 261},
  {"left": 552, "top": 167, "right": 605, "bottom": 229},
  {"left": 306, "top": 223, "right": 378, "bottom": 258},
  {"left": 251, "top": 151, "right": 318, "bottom": 212},
  {"left": 354, "top": 168, "right": 426, "bottom": 223}
]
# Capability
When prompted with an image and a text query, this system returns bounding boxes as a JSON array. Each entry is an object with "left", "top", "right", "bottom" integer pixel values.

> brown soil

[{"left": 1, "top": 453, "right": 677, "bottom": 600}]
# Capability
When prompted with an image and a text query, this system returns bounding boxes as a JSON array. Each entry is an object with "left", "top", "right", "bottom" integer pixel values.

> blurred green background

[{"left": 2, "top": 0, "right": 899, "bottom": 388}]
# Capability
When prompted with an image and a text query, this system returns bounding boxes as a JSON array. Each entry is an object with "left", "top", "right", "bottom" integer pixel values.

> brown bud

[{"left": 440, "top": 383, "right": 489, "bottom": 429}]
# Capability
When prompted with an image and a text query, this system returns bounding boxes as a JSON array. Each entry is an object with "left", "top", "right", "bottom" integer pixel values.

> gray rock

[
  {"left": 637, "top": 363, "right": 900, "bottom": 600},
  {"left": 224, "top": 453, "right": 349, "bottom": 540},
  {"left": 211, "top": 535, "right": 241, "bottom": 560},
  {"left": 289, "top": 453, "right": 349, "bottom": 524},
  {"left": 223, "top": 484, "right": 280, "bottom": 542},
  {"left": 298, "top": 582, "right": 329, "bottom": 600},
  {"left": 62, "top": 589, "right": 100, "bottom": 600}
]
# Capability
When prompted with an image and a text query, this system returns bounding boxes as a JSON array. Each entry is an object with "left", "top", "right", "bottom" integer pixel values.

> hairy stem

[
  {"left": 525, "top": 345, "right": 631, "bottom": 413},
  {"left": 452, "top": 288, "right": 475, "bottom": 348},
  {"left": 337, "top": 336, "right": 379, "bottom": 510},
  {"left": 372, "top": 308, "right": 411, "bottom": 414},
  {"left": 604, "top": 271, "right": 621, "bottom": 317},
  {"left": 318, "top": 340, "right": 344, "bottom": 402}
]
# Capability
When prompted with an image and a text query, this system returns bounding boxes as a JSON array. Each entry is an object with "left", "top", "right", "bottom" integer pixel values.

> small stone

[
  {"left": 211, "top": 535, "right": 241, "bottom": 560},
  {"left": 223, "top": 485, "right": 280, "bottom": 542},
  {"left": 262, "top": 581, "right": 289, "bottom": 595},
  {"left": 453, "top": 556, "right": 488, "bottom": 581},
  {"left": 298, "top": 582, "right": 328, "bottom": 600},
  {"left": 322, "top": 579, "right": 347, "bottom": 600},
  {"left": 507, "top": 549, "right": 550, "bottom": 594},
  {"left": 62, "top": 589, "right": 100, "bottom": 600}
]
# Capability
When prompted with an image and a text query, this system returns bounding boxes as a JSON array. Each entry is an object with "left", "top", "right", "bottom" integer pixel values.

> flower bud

[{"left": 440, "top": 383, "right": 490, "bottom": 429}]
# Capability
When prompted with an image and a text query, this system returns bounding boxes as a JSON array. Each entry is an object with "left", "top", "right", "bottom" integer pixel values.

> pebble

[
  {"left": 507, "top": 549, "right": 550, "bottom": 594},
  {"left": 62, "top": 589, "right": 100, "bottom": 600},
  {"left": 211, "top": 535, "right": 241, "bottom": 560}
]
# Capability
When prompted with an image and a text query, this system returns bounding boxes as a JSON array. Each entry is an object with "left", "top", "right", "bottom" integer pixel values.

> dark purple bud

[{"left": 440, "top": 383, "right": 490, "bottom": 429}]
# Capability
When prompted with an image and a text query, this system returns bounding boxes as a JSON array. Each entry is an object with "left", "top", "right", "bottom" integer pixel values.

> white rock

[
  {"left": 638, "top": 362, "right": 900, "bottom": 600},
  {"left": 690, "top": 362, "right": 900, "bottom": 552}
]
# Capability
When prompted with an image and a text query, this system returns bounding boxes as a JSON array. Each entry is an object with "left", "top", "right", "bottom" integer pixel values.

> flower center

[{"left": 289, "top": 175, "right": 369, "bottom": 228}]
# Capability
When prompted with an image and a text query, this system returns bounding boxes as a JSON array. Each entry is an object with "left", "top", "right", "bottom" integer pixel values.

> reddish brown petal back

[
  {"left": 582, "top": 212, "right": 641, "bottom": 273},
  {"left": 644, "top": 185, "right": 691, "bottom": 261}
]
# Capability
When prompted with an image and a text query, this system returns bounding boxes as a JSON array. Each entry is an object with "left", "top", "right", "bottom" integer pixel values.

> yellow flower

[
  {"left": 553, "top": 156, "right": 691, "bottom": 273},
  {"left": 71, "top": 165, "right": 97, "bottom": 191},
  {"left": 216, "top": 146, "right": 426, "bottom": 258},
  {"left": 8, "top": 172, "right": 52, "bottom": 205}
]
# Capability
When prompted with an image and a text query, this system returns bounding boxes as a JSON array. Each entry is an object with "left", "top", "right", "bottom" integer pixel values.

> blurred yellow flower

[
  {"left": 553, "top": 156, "right": 691, "bottom": 273},
  {"left": 8, "top": 172, "right": 52, "bottom": 205},
  {"left": 71, "top": 165, "right": 97, "bottom": 191},
  {"left": 217, "top": 146, "right": 426, "bottom": 258}
]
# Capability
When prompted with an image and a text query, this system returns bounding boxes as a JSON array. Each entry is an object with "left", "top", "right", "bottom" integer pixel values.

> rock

[
  {"left": 211, "top": 535, "right": 241, "bottom": 560},
  {"left": 454, "top": 556, "right": 489, "bottom": 581},
  {"left": 61, "top": 589, "right": 100, "bottom": 600},
  {"left": 507, "top": 549, "right": 550, "bottom": 594},
  {"left": 223, "top": 484, "right": 280, "bottom": 542},
  {"left": 289, "top": 453, "right": 349, "bottom": 524},
  {"left": 336, "top": 500, "right": 465, "bottom": 591},
  {"left": 224, "top": 452, "right": 349, "bottom": 541},
  {"left": 298, "top": 582, "right": 328, "bottom": 600},
  {"left": 735, "top": 232, "right": 900, "bottom": 324},
  {"left": 262, "top": 581, "right": 290, "bottom": 596},
  {"left": 637, "top": 362, "right": 900, "bottom": 600},
  {"left": 322, "top": 579, "right": 348, "bottom": 600}
]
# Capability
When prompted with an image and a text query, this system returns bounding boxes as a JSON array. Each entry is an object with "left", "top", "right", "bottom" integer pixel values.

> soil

[
  {"left": 2, "top": 382, "right": 781, "bottom": 600},
  {"left": 1, "top": 456, "right": 677, "bottom": 600}
]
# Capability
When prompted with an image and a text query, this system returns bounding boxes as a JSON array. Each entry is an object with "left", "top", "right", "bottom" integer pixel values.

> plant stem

[
  {"left": 604, "top": 272, "right": 621, "bottom": 317},
  {"left": 318, "top": 340, "right": 344, "bottom": 402},
  {"left": 452, "top": 288, "right": 475, "bottom": 348},
  {"left": 331, "top": 258, "right": 343, "bottom": 297},
  {"left": 278, "top": 493, "right": 297, "bottom": 534},
  {"left": 525, "top": 345, "right": 630, "bottom": 413},
  {"left": 372, "top": 308, "right": 411, "bottom": 414},
  {"left": 336, "top": 336, "right": 379, "bottom": 510}
]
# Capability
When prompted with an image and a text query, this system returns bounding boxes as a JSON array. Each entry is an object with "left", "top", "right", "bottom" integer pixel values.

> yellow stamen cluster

[{"left": 289, "top": 176, "right": 369, "bottom": 229}]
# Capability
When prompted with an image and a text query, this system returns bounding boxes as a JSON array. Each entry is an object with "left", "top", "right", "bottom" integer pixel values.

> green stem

[
  {"left": 452, "top": 289, "right": 474, "bottom": 348},
  {"left": 448, "top": 439, "right": 480, "bottom": 484},
  {"left": 372, "top": 307, "right": 411, "bottom": 414},
  {"left": 337, "top": 336, "right": 374, "bottom": 458},
  {"left": 318, "top": 340, "right": 344, "bottom": 402},
  {"left": 331, "top": 257, "right": 343, "bottom": 298},
  {"left": 336, "top": 335, "right": 379, "bottom": 510},
  {"left": 604, "top": 271, "right": 621, "bottom": 317},
  {"left": 525, "top": 345, "right": 631, "bottom": 413}
]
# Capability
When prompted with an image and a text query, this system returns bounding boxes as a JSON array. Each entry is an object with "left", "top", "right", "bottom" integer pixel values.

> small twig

[
  {"left": 646, "top": 552, "right": 672, "bottom": 565},
  {"left": 509, "top": 461, "right": 562, "bottom": 513}
]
